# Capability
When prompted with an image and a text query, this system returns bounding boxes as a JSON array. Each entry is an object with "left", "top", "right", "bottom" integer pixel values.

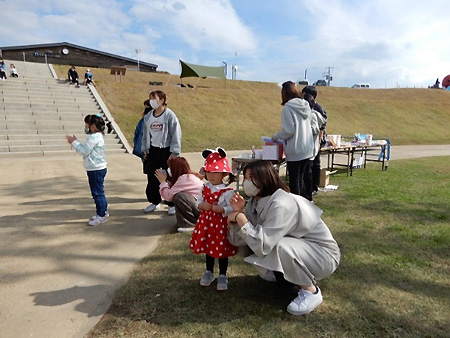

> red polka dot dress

[{"left": 190, "top": 185, "right": 237, "bottom": 258}]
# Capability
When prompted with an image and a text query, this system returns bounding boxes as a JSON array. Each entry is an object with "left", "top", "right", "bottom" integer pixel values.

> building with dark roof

[{"left": 0, "top": 42, "right": 157, "bottom": 72}]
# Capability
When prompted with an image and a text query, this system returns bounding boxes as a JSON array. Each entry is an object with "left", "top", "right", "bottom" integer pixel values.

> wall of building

[{"left": 1, "top": 45, "right": 156, "bottom": 72}]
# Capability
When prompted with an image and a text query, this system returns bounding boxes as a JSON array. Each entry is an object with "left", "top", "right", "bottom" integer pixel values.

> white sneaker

[
  {"left": 143, "top": 203, "right": 160, "bottom": 213},
  {"left": 88, "top": 215, "right": 108, "bottom": 226},
  {"left": 167, "top": 206, "right": 176, "bottom": 216},
  {"left": 91, "top": 210, "right": 109, "bottom": 220},
  {"left": 217, "top": 274, "right": 228, "bottom": 291},
  {"left": 200, "top": 270, "right": 215, "bottom": 286},
  {"left": 287, "top": 287, "right": 323, "bottom": 316},
  {"left": 177, "top": 227, "right": 195, "bottom": 233}
]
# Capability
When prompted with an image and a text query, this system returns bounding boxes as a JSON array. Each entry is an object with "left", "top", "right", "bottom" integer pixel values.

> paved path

[{"left": 0, "top": 145, "right": 448, "bottom": 338}]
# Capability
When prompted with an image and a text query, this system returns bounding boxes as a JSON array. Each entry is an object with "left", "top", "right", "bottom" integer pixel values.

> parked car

[
  {"left": 351, "top": 83, "right": 370, "bottom": 88},
  {"left": 313, "top": 79, "right": 327, "bottom": 86},
  {"left": 298, "top": 79, "right": 309, "bottom": 86}
]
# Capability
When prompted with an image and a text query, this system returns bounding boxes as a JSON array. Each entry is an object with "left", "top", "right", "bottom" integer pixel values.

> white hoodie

[{"left": 273, "top": 98, "right": 314, "bottom": 161}]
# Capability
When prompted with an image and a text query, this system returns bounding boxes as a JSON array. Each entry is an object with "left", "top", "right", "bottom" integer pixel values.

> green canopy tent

[{"left": 179, "top": 60, "right": 226, "bottom": 88}]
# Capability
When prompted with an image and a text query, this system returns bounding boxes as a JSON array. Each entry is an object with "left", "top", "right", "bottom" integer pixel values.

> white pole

[{"left": 135, "top": 49, "right": 141, "bottom": 72}]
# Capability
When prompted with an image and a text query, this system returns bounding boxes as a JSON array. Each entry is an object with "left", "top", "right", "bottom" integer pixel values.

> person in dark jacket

[
  {"left": 302, "top": 85, "right": 328, "bottom": 195},
  {"left": 132, "top": 99, "right": 152, "bottom": 159},
  {"left": 68, "top": 66, "right": 80, "bottom": 87}
]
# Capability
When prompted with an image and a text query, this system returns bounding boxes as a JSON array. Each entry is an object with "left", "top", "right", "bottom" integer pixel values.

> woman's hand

[
  {"left": 230, "top": 192, "right": 245, "bottom": 212},
  {"left": 143, "top": 153, "right": 147, "bottom": 160},
  {"left": 154, "top": 168, "right": 167, "bottom": 183},
  {"left": 212, "top": 205, "right": 224, "bottom": 213},
  {"left": 199, "top": 201, "right": 212, "bottom": 210},
  {"left": 228, "top": 211, "right": 248, "bottom": 228},
  {"left": 66, "top": 135, "right": 77, "bottom": 144}
]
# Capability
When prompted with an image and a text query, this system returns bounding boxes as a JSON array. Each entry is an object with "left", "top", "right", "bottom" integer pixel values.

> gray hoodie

[{"left": 273, "top": 98, "right": 314, "bottom": 161}]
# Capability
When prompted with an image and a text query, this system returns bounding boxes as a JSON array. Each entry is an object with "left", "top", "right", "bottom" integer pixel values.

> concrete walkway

[{"left": 0, "top": 145, "right": 449, "bottom": 338}]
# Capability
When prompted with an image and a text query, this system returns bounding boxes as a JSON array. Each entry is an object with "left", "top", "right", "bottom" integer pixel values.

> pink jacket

[{"left": 159, "top": 174, "right": 203, "bottom": 202}]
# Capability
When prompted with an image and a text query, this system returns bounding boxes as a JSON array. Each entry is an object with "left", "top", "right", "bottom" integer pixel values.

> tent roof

[{"left": 179, "top": 60, "right": 225, "bottom": 79}]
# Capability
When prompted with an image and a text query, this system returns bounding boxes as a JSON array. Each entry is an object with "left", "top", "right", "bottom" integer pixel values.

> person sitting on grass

[
  {"left": 155, "top": 156, "right": 203, "bottom": 233},
  {"left": 227, "top": 160, "right": 340, "bottom": 315}
]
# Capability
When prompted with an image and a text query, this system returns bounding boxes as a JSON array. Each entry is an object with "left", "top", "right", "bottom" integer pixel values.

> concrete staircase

[{"left": 0, "top": 60, "right": 128, "bottom": 158}]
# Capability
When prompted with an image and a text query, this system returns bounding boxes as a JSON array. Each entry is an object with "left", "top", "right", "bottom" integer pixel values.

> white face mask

[
  {"left": 166, "top": 168, "right": 172, "bottom": 177},
  {"left": 243, "top": 180, "right": 260, "bottom": 197},
  {"left": 150, "top": 99, "right": 160, "bottom": 109}
]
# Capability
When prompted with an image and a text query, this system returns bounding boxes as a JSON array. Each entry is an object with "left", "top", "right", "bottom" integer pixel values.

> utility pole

[
  {"left": 324, "top": 66, "right": 333, "bottom": 86},
  {"left": 135, "top": 49, "right": 141, "bottom": 72}
]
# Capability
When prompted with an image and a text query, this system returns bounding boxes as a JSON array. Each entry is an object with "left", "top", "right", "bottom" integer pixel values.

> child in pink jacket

[{"left": 155, "top": 157, "right": 203, "bottom": 232}]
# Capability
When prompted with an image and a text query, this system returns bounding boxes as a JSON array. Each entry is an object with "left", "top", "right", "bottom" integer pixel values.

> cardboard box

[
  {"left": 319, "top": 168, "right": 330, "bottom": 188},
  {"left": 262, "top": 145, "right": 280, "bottom": 160}
]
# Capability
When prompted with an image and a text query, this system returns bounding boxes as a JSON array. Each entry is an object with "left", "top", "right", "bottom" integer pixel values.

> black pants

[
  {"left": 206, "top": 255, "right": 228, "bottom": 275},
  {"left": 311, "top": 151, "right": 321, "bottom": 193},
  {"left": 287, "top": 159, "right": 310, "bottom": 199},
  {"left": 302, "top": 160, "right": 313, "bottom": 201},
  {"left": 143, "top": 146, "right": 173, "bottom": 206}
]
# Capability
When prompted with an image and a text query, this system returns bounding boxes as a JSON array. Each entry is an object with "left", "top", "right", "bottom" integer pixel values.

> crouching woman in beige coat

[{"left": 227, "top": 160, "right": 340, "bottom": 315}]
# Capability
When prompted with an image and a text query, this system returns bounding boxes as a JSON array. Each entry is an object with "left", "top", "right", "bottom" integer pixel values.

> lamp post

[
  {"left": 222, "top": 61, "right": 227, "bottom": 78},
  {"left": 135, "top": 49, "right": 141, "bottom": 72}
]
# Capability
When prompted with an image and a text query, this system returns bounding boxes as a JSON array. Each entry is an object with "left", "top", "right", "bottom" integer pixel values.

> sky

[{"left": 1, "top": 0, "right": 449, "bottom": 88}]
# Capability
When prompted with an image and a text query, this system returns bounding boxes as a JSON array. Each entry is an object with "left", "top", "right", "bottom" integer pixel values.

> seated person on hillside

[
  {"left": 83, "top": 69, "right": 96, "bottom": 87},
  {"left": 9, "top": 64, "right": 19, "bottom": 78},
  {"left": 68, "top": 66, "right": 80, "bottom": 87}
]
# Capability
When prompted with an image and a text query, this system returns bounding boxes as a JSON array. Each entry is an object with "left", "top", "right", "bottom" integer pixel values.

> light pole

[
  {"left": 135, "top": 49, "right": 141, "bottom": 72},
  {"left": 222, "top": 61, "right": 227, "bottom": 78}
]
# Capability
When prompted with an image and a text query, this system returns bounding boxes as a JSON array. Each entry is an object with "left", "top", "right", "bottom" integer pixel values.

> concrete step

[
  {"left": 3, "top": 133, "right": 119, "bottom": 141},
  {"left": 2, "top": 143, "right": 124, "bottom": 153},
  {"left": 2, "top": 114, "right": 85, "bottom": 121},
  {"left": 0, "top": 138, "right": 122, "bottom": 147},
  {"left": 1, "top": 85, "right": 92, "bottom": 93},
  {"left": 0, "top": 147, "right": 126, "bottom": 158},
  {"left": 2, "top": 109, "right": 98, "bottom": 116},
  {"left": 1, "top": 96, "right": 96, "bottom": 103}
]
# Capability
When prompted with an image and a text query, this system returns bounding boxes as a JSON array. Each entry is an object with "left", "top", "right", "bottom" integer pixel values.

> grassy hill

[{"left": 53, "top": 65, "right": 450, "bottom": 152}]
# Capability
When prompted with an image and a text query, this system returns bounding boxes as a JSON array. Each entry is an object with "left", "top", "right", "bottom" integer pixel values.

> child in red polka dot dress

[{"left": 189, "top": 148, "right": 237, "bottom": 291}]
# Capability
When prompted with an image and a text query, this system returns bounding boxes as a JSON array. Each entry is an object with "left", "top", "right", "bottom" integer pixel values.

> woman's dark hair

[
  {"left": 301, "top": 85, "right": 318, "bottom": 99},
  {"left": 243, "top": 160, "right": 289, "bottom": 197},
  {"left": 167, "top": 157, "right": 202, "bottom": 186},
  {"left": 84, "top": 114, "right": 106, "bottom": 134},
  {"left": 150, "top": 90, "right": 167, "bottom": 106},
  {"left": 302, "top": 93, "right": 315, "bottom": 109},
  {"left": 281, "top": 81, "right": 301, "bottom": 105}
]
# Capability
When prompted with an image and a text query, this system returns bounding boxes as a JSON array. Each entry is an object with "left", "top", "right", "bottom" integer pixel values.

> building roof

[{"left": 0, "top": 42, "right": 157, "bottom": 68}]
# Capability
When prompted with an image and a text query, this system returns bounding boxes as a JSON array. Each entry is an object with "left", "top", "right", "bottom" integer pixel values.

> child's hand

[
  {"left": 66, "top": 135, "right": 77, "bottom": 144},
  {"left": 212, "top": 205, "right": 224, "bottom": 213},
  {"left": 230, "top": 192, "right": 245, "bottom": 212},
  {"left": 154, "top": 168, "right": 167, "bottom": 183},
  {"left": 199, "top": 202, "right": 212, "bottom": 210}
]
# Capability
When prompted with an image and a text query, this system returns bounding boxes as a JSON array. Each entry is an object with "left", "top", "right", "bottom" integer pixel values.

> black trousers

[
  {"left": 206, "top": 254, "right": 228, "bottom": 275},
  {"left": 302, "top": 160, "right": 313, "bottom": 201},
  {"left": 143, "top": 146, "right": 173, "bottom": 206},
  {"left": 287, "top": 159, "right": 310, "bottom": 199},
  {"left": 311, "top": 151, "right": 321, "bottom": 193}
]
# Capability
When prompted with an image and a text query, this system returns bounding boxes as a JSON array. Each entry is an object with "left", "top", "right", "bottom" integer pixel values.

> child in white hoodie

[{"left": 66, "top": 114, "right": 108, "bottom": 226}]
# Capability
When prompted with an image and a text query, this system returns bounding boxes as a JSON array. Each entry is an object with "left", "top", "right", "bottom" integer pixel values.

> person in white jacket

[
  {"left": 141, "top": 90, "right": 182, "bottom": 215},
  {"left": 227, "top": 160, "right": 340, "bottom": 316},
  {"left": 272, "top": 81, "right": 314, "bottom": 198}
]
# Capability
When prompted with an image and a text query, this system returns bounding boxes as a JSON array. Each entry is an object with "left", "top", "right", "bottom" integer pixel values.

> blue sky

[{"left": 1, "top": 0, "right": 449, "bottom": 88}]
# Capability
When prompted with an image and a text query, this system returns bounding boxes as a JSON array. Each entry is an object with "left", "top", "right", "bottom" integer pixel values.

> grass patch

[
  {"left": 52, "top": 64, "right": 450, "bottom": 152},
  {"left": 87, "top": 157, "right": 450, "bottom": 337}
]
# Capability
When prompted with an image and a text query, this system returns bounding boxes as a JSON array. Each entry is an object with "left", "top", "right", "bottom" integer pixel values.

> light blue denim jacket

[{"left": 72, "top": 132, "right": 107, "bottom": 171}]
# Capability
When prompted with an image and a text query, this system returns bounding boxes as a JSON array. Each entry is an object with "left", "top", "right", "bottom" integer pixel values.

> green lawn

[{"left": 87, "top": 157, "right": 450, "bottom": 337}]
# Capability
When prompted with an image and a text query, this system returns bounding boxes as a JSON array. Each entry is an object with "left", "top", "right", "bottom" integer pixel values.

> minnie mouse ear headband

[{"left": 202, "top": 147, "right": 231, "bottom": 173}]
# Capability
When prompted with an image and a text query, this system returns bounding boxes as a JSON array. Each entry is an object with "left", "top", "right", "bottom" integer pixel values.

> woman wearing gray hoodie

[{"left": 272, "top": 81, "right": 314, "bottom": 198}]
